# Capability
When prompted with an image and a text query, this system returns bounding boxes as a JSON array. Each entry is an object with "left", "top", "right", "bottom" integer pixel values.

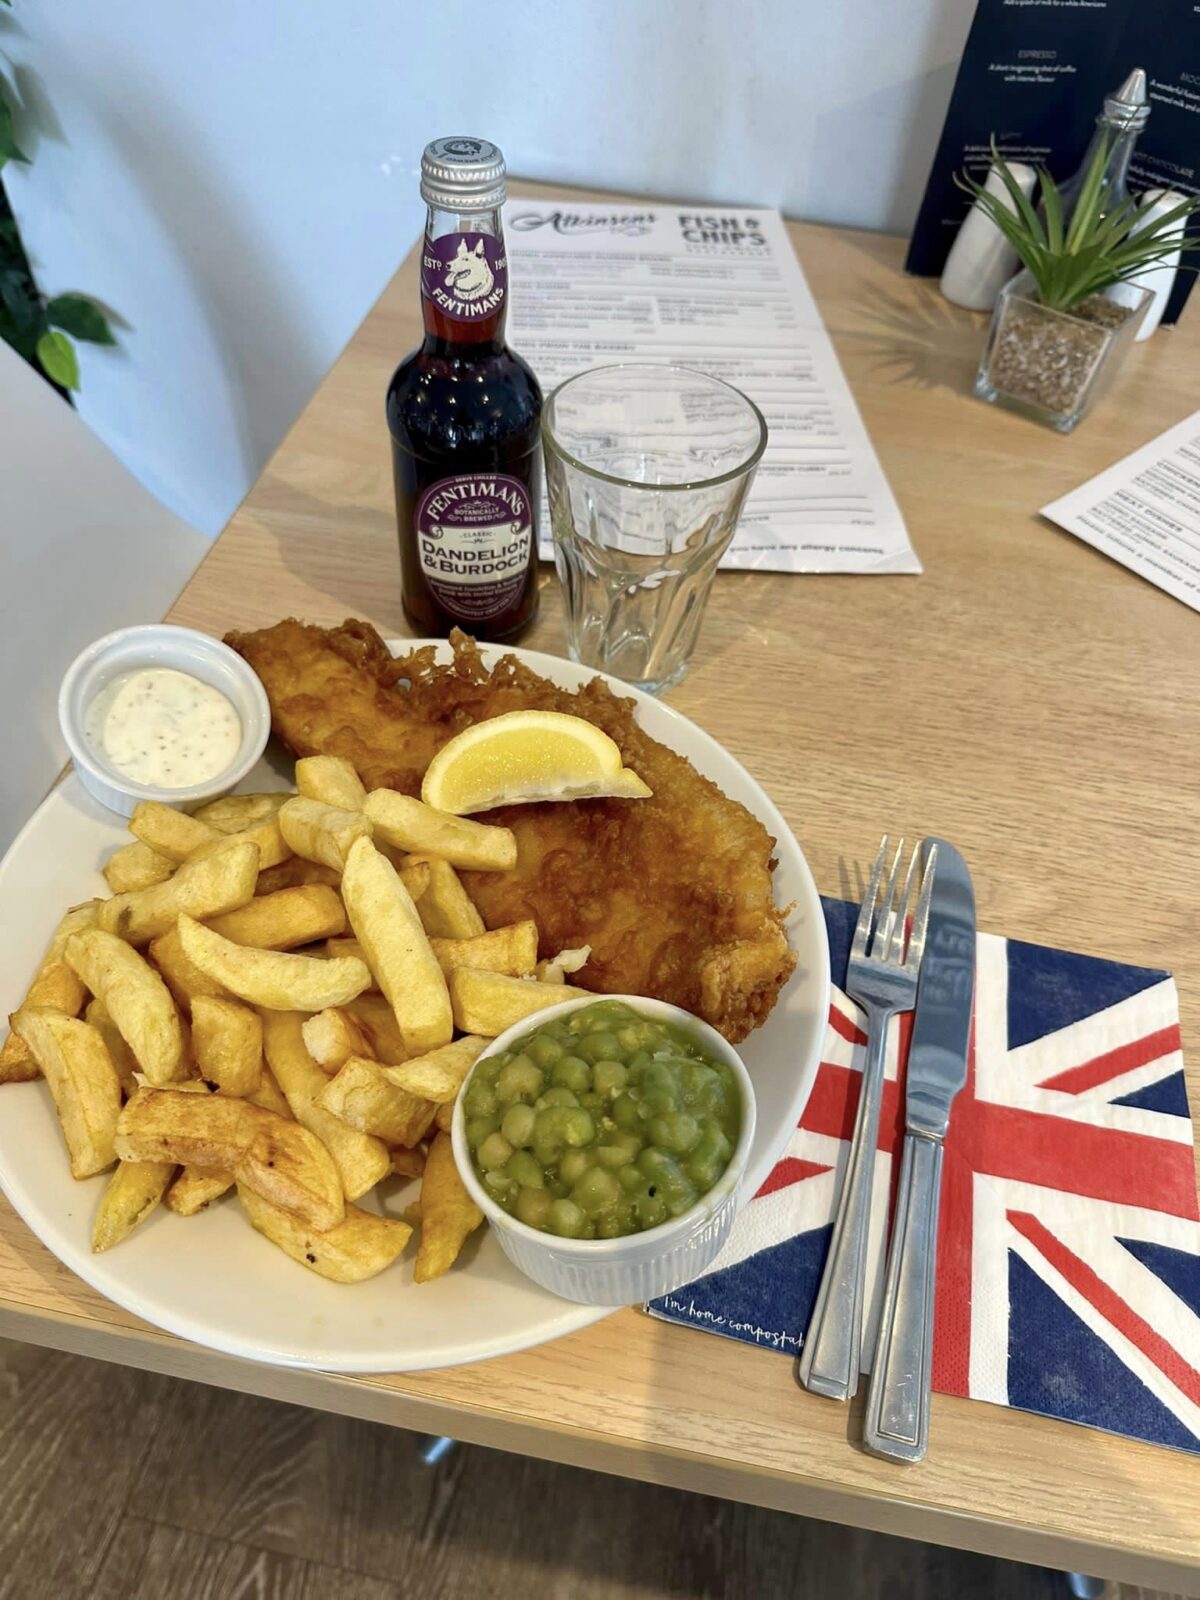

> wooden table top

[{"left": 3, "top": 181, "right": 1199, "bottom": 1588}]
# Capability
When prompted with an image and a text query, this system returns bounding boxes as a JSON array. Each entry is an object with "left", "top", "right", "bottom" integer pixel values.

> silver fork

[{"left": 797, "top": 836, "right": 937, "bottom": 1402}]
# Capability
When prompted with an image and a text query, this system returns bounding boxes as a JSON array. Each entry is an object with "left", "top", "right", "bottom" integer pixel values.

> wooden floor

[{"left": 0, "top": 1338, "right": 1187, "bottom": 1600}]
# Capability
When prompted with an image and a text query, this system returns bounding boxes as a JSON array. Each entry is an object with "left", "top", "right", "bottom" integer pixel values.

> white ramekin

[
  {"left": 57, "top": 624, "right": 271, "bottom": 818},
  {"left": 452, "top": 994, "right": 757, "bottom": 1307}
]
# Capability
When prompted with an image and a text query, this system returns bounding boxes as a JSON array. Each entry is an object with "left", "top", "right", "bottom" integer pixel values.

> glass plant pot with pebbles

[
  {"left": 976, "top": 271, "right": 1149, "bottom": 432},
  {"left": 958, "top": 142, "right": 1200, "bottom": 434}
]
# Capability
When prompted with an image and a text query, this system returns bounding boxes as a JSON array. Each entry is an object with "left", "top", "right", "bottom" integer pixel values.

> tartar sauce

[{"left": 85, "top": 668, "right": 242, "bottom": 789}]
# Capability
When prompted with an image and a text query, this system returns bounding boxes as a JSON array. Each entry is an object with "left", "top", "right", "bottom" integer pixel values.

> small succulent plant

[{"left": 957, "top": 139, "right": 1200, "bottom": 312}]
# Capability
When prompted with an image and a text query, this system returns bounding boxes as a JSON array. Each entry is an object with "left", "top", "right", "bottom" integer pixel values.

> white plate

[{"left": 0, "top": 641, "right": 829, "bottom": 1372}]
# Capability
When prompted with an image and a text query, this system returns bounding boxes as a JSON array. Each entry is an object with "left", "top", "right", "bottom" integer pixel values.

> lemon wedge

[{"left": 420, "top": 710, "right": 652, "bottom": 816}]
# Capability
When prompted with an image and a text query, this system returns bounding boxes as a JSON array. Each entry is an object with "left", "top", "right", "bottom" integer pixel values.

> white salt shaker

[
  {"left": 940, "top": 161, "right": 1037, "bottom": 312},
  {"left": 1129, "top": 188, "right": 1188, "bottom": 341}
]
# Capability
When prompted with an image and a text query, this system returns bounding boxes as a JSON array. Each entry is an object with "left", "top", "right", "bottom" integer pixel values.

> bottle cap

[
  {"left": 1104, "top": 68, "right": 1149, "bottom": 132},
  {"left": 420, "top": 137, "right": 506, "bottom": 211}
]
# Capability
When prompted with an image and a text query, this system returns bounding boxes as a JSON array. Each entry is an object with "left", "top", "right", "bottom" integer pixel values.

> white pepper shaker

[
  {"left": 1129, "top": 188, "right": 1188, "bottom": 341},
  {"left": 940, "top": 162, "right": 1037, "bottom": 312}
]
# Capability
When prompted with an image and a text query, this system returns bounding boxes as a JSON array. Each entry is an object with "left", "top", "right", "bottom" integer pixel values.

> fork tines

[{"left": 851, "top": 836, "right": 938, "bottom": 971}]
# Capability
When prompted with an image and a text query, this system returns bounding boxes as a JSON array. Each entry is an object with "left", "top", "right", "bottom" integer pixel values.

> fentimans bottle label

[{"left": 415, "top": 473, "right": 534, "bottom": 622}]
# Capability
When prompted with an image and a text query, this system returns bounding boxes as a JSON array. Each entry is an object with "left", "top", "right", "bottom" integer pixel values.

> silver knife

[{"left": 863, "top": 837, "right": 976, "bottom": 1463}]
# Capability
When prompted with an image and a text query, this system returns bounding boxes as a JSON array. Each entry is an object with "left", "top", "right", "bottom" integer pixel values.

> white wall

[
  {"left": 0, "top": 341, "right": 206, "bottom": 847},
  {"left": 3, "top": 0, "right": 975, "bottom": 538}
]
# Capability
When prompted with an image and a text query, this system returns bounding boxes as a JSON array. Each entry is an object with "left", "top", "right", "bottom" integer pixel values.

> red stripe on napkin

[
  {"left": 1009, "top": 1211, "right": 1200, "bottom": 1407},
  {"left": 1037, "top": 1025, "right": 1182, "bottom": 1095}
]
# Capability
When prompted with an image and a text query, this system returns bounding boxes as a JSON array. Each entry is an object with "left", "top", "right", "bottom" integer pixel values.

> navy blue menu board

[{"left": 906, "top": 0, "right": 1200, "bottom": 324}]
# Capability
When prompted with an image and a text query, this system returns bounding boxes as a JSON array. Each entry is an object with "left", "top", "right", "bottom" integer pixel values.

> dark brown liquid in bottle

[{"left": 386, "top": 210, "right": 542, "bottom": 641}]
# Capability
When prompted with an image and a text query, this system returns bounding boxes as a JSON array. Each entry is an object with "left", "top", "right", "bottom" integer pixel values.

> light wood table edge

[{"left": 0, "top": 1296, "right": 1193, "bottom": 1591}]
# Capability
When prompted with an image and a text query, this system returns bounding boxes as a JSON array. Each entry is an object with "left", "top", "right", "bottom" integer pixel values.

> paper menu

[
  {"left": 502, "top": 200, "right": 921, "bottom": 575},
  {"left": 1041, "top": 412, "right": 1200, "bottom": 614}
]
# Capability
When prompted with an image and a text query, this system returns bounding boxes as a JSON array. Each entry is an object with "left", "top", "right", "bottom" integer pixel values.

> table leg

[
  {"left": 1064, "top": 1574, "right": 1108, "bottom": 1598},
  {"left": 419, "top": 1434, "right": 458, "bottom": 1465}
]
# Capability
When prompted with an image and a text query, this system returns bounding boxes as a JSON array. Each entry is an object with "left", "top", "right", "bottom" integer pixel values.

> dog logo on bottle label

[
  {"left": 421, "top": 234, "right": 507, "bottom": 321},
  {"left": 445, "top": 238, "right": 494, "bottom": 300},
  {"left": 416, "top": 473, "right": 532, "bottom": 621}
]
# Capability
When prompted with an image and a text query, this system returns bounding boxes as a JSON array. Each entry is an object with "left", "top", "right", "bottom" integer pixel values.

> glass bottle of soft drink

[{"left": 386, "top": 137, "right": 542, "bottom": 640}]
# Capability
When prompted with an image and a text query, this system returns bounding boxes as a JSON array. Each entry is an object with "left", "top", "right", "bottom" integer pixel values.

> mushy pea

[{"left": 463, "top": 1000, "right": 741, "bottom": 1240}]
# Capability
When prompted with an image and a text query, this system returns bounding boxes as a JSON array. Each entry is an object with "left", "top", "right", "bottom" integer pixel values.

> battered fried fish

[{"left": 226, "top": 619, "right": 795, "bottom": 1041}]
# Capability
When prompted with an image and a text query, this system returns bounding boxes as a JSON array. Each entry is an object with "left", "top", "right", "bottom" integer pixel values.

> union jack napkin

[{"left": 648, "top": 898, "right": 1200, "bottom": 1454}]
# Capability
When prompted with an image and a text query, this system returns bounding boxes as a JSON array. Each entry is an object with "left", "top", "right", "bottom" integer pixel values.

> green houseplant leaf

[
  {"left": 46, "top": 292, "right": 115, "bottom": 344},
  {"left": 0, "top": 85, "right": 29, "bottom": 167},
  {"left": 1041, "top": 172, "right": 1064, "bottom": 255},
  {"left": 1064, "top": 132, "right": 1113, "bottom": 256},
  {"left": 0, "top": 29, "right": 119, "bottom": 397},
  {"left": 956, "top": 141, "right": 1200, "bottom": 312},
  {"left": 36, "top": 327, "right": 80, "bottom": 388}
]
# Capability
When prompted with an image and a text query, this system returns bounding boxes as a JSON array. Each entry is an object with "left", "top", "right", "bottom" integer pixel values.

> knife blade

[
  {"left": 905, "top": 837, "right": 976, "bottom": 1140},
  {"left": 862, "top": 836, "right": 976, "bottom": 1462}
]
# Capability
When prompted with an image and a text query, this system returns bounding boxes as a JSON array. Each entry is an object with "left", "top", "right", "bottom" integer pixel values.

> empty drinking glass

[{"left": 542, "top": 363, "right": 767, "bottom": 694}]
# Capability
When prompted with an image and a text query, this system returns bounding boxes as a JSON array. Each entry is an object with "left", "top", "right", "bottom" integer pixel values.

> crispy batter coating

[{"left": 226, "top": 619, "right": 795, "bottom": 1041}]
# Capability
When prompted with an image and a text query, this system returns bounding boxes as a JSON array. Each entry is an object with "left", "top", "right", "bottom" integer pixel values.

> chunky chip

[
  {"left": 65, "top": 928, "right": 185, "bottom": 1085},
  {"left": 381, "top": 1035, "right": 490, "bottom": 1105},
  {"left": 12, "top": 1008, "right": 122, "bottom": 1178},
  {"left": 323, "top": 937, "right": 369, "bottom": 966},
  {"left": 188, "top": 815, "right": 292, "bottom": 870},
  {"left": 191, "top": 996, "right": 262, "bottom": 1097},
  {"left": 302, "top": 996, "right": 409, "bottom": 1075},
  {"left": 255, "top": 857, "right": 342, "bottom": 896},
  {"left": 408, "top": 857, "right": 485, "bottom": 940},
  {"left": 193, "top": 792, "right": 289, "bottom": 833},
  {"left": 391, "top": 1146, "right": 426, "bottom": 1180},
  {"left": 129, "top": 801, "right": 221, "bottom": 862},
  {"left": 97, "top": 840, "right": 260, "bottom": 945},
  {"left": 344, "top": 993, "right": 409, "bottom": 1065},
  {"left": 1, "top": 902, "right": 98, "bottom": 1083},
  {"left": 278, "top": 797, "right": 372, "bottom": 873},
  {"left": 447, "top": 968, "right": 591, "bottom": 1037},
  {"left": 238, "top": 1185, "right": 411, "bottom": 1282},
  {"left": 430, "top": 921, "right": 538, "bottom": 979},
  {"left": 205, "top": 884, "right": 346, "bottom": 950},
  {"left": 0, "top": 1047, "right": 39, "bottom": 1090},
  {"left": 238, "top": 1102, "right": 344, "bottom": 1228},
  {"left": 92, "top": 1159, "right": 175, "bottom": 1251},
  {"left": 363, "top": 791, "right": 516, "bottom": 871},
  {"left": 147, "top": 886, "right": 345, "bottom": 1019},
  {"left": 340, "top": 838, "right": 452, "bottom": 1055},
  {"left": 397, "top": 858, "right": 432, "bottom": 905},
  {"left": 147, "top": 927, "right": 228, "bottom": 1014},
  {"left": 300, "top": 1008, "right": 372, "bottom": 1075},
  {"left": 247, "top": 1063, "right": 293, "bottom": 1119},
  {"left": 295, "top": 756, "right": 367, "bottom": 812},
  {"left": 166, "top": 1165, "right": 233, "bottom": 1215},
  {"left": 261, "top": 1011, "right": 390, "bottom": 1201},
  {"left": 115, "top": 1084, "right": 248, "bottom": 1165},
  {"left": 116, "top": 1086, "right": 343, "bottom": 1231},
  {"left": 84, "top": 998, "right": 140, "bottom": 1097},
  {"left": 413, "top": 1131, "right": 483, "bottom": 1283},
  {"left": 103, "top": 840, "right": 175, "bottom": 894},
  {"left": 318, "top": 1057, "right": 437, "bottom": 1148},
  {"left": 178, "top": 915, "right": 371, "bottom": 1011}
]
